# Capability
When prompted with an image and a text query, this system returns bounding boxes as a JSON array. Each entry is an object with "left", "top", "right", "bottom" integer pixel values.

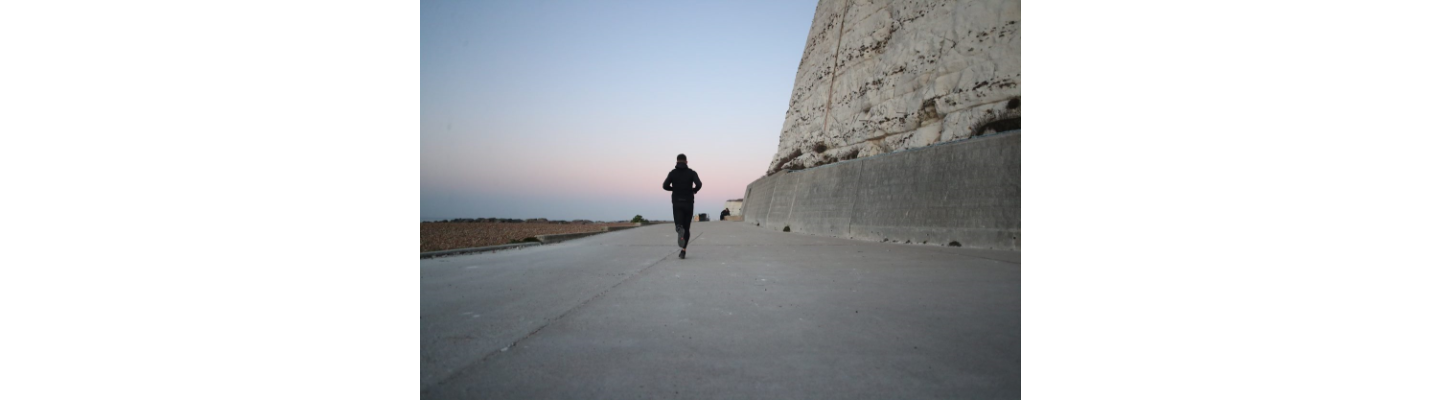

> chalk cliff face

[{"left": 767, "top": 0, "right": 1020, "bottom": 175}]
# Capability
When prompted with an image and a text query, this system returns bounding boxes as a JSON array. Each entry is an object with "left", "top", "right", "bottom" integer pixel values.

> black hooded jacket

[{"left": 663, "top": 162, "right": 702, "bottom": 203}]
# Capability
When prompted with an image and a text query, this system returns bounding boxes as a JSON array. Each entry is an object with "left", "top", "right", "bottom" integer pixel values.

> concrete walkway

[{"left": 421, "top": 221, "right": 1020, "bottom": 399}]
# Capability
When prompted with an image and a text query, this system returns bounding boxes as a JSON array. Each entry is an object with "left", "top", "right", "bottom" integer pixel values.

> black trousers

[{"left": 672, "top": 202, "right": 693, "bottom": 243}]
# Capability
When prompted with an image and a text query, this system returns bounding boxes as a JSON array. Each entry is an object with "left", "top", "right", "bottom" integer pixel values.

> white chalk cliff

[{"left": 767, "top": 0, "right": 1020, "bottom": 175}]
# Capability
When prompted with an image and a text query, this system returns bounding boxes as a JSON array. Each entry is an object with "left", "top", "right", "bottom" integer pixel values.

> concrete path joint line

[
  {"left": 421, "top": 223, "right": 1018, "bottom": 397},
  {"left": 429, "top": 231, "right": 702, "bottom": 389}
]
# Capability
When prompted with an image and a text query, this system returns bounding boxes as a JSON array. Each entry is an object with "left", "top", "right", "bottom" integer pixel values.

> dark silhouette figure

[
  {"left": 719, "top": 208, "right": 730, "bottom": 221},
  {"left": 662, "top": 153, "right": 702, "bottom": 259}
]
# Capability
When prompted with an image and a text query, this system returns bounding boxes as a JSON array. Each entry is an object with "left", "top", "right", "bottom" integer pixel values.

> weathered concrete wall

[
  {"left": 767, "top": 0, "right": 1020, "bottom": 176},
  {"left": 742, "top": 173, "right": 778, "bottom": 227},
  {"left": 764, "top": 172, "right": 802, "bottom": 228},
  {"left": 744, "top": 131, "right": 1018, "bottom": 250},
  {"left": 783, "top": 161, "right": 863, "bottom": 237}
]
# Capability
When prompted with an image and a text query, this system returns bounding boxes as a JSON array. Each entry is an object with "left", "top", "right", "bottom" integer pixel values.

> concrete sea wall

[{"left": 743, "top": 131, "right": 1018, "bottom": 250}]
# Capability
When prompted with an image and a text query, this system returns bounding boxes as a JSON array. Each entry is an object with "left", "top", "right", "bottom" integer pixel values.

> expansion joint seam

[
  {"left": 764, "top": 179, "right": 779, "bottom": 226},
  {"left": 785, "top": 176, "right": 798, "bottom": 228},
  {"left": 844, "top": 158, "right": 864, "bottom": 237}
]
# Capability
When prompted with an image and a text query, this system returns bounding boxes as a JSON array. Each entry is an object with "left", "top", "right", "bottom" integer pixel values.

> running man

[{"left": 662, "top": 153, "right": 702, "bottom": 259}]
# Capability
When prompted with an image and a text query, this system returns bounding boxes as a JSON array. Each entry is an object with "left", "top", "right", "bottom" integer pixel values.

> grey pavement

[{"left": 421, "top": 221, "right": 1020, "bottom": 399}]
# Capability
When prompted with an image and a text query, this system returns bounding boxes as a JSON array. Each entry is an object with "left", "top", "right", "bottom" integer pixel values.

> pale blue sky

[{"left": 421, "top": 0, "right": 818, "bottom": 221}]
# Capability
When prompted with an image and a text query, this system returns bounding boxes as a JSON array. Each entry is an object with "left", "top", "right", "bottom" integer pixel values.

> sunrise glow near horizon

[{"left": 421, "top": 0, "right": 819, "bottom": 222}]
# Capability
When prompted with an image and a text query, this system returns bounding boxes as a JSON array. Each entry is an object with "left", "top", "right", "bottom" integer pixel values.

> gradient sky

[{"left": 421, "top": 0, "right": 818, "bottom": 222}]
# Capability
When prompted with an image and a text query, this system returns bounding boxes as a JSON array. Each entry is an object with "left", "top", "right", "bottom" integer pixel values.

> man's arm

[
  {"left": 692, "top": 170, "right": 702, "bottom": 194},
  {"left": 663, "top": 171, "right": 674, "bottom": 191}
]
